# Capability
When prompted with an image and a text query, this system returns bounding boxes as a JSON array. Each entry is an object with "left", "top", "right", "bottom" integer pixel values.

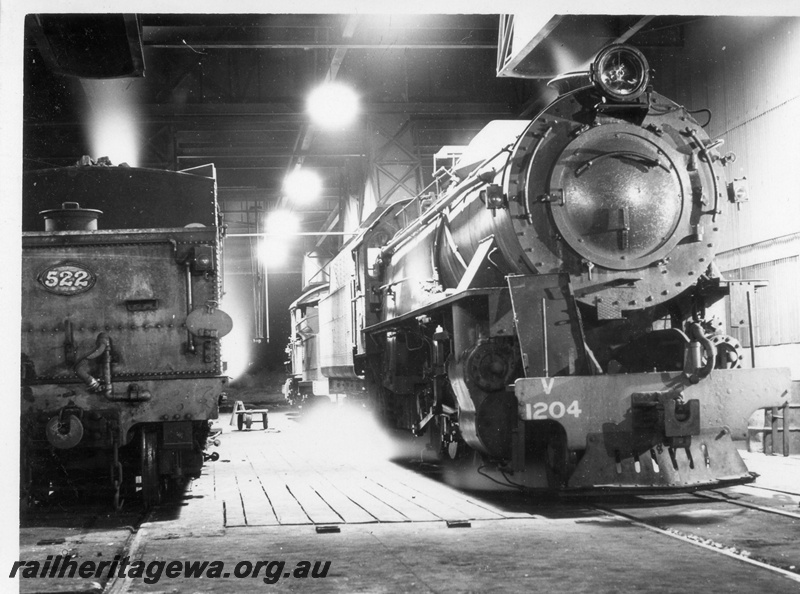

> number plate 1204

[{"left": 526, "top": 400, "right": 583, "bottom": 420}]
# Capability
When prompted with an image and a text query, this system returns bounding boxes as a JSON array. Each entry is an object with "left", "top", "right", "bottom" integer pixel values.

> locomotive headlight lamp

[{"left": 591, "top": 44, "right": 650, "bottom": 101}]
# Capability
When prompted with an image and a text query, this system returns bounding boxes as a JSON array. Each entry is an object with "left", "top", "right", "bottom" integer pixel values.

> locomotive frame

[
  {"left": 21, "top": 163, "right": 231, "bottom": 508},
  {"left": 287, "top": 44, "right": 793, "bottom": 493}
]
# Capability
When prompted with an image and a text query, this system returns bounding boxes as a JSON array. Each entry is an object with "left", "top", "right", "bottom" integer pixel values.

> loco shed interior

[
  {"left": 8, "top": 8, "right": 800, "bottom": 592},
  {"left": 18, "top": 12, "right": 800, "bottom": 380}
]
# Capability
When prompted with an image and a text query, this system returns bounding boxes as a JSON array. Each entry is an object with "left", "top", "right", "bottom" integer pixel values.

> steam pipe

[
  {"left": 381, "top": 176, "right": 483, "bottom": 259},
  {"left": 74, "top": 333, "right": 112, "bottom": 394},
  {"left": 687, "top": 322, "right": 716, "bottom": 381},
  {"left": 380, "top": 140, "right": 518, "bottom": 259},
  {"left": 185, "top": 261, "right": 196, "bottom": 354}
]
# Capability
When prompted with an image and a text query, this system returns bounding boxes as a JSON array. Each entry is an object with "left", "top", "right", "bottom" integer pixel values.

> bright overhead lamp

[
  {"left": 260, "top": 209, "right": 299, "bottom": 267},
  {"left": 306, "top": 82, "right": 359, "bottom": 130},
  {"left": 283, "top": 168, "right": 323, "bottom": 204},
  {"left": 265, "top": 209, "right": 300, "bottom": 237},
  {"left": 259, "top": 237, "right": 289, "bottom": 266}
]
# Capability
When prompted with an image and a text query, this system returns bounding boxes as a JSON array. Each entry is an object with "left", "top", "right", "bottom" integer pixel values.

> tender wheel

[
  {"left": 262, "top": 413, "right": 268, "bottom": 429},
  {"left": 20, "top": 450, "right": 50, "bottom": 508},
  {"left": 140, "top": 429, "right": 161, "bottom": 508}
]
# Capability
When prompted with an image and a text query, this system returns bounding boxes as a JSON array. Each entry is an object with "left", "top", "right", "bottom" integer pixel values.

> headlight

[{"left": 591, "top": 44, "right": 650, "bottom": 101}]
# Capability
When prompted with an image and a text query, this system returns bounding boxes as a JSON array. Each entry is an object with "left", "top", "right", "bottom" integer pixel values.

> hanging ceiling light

[
  {"left": 259, "top": 209, "right": 300, "bottom": 266},
  {"left": 283, "top": 168, "right": 323, "bottom": 204},
  {"left": 306, "top": 81, "right": 360, "bottom": 130}
]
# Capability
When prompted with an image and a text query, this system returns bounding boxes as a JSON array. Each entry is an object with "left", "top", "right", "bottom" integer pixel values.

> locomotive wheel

[{"left": 140, "top": 429, "right": 161, "bottom": 508}]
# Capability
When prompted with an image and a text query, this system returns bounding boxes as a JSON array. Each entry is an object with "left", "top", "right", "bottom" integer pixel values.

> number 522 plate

[{"left": 38, "top": 262, "right": 96, "bottom": 295}]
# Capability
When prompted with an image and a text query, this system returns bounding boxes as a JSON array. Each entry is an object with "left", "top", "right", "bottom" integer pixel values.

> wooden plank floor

[{"left": 205, "top": 406, "right": 538, "bottom": 527}]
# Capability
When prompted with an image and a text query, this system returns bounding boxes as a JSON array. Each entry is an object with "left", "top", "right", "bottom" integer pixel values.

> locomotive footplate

[{"left": 515, "top": 367, "right": 792, "bottom": 490}]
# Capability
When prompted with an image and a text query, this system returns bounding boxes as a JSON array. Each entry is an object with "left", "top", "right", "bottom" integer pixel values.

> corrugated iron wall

[
  {"left": 647, "top": 18, "right": 800, "bottom": 349},
  {"left": 720, "top": 258, "right": 800, "bottom": 347},
  {"left": 650, "top": 17, "right": 800, "bottom": 251},
  {"left": 717, "top": 232, "right": 800, "bottom": 346}
]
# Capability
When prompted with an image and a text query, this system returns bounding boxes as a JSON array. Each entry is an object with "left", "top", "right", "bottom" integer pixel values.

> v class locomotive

[
  {"left": 21, "top": 160, "right": 232, "bottom": 507},
  {"left": 285, "top": 44, "right": 792, "bottom": 492}
]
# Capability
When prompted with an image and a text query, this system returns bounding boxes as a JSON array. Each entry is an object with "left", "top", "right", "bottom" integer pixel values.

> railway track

[
  {"left": 589, "top": 485, "right": 800, "bottom": 584},
  {"left": 398, "top": 450, "right": 800, "bottom": 587},
  {"left": 16, "top": 412, "right": 800, "bottom": 593},
  {"left": 18, "top": 487, "right": 800, "bottom": 594},
  {"left": 19, "top": 495, "right": 152, "bottom": 594},
  {"left": 692, "top": 486, "right": 800, "bottom": 520}
]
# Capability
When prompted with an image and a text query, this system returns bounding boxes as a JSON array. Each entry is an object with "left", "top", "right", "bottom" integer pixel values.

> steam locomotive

[
  {"left": 21, "top": 160, "right": 231, "bottom": 508},
  {"left": 286, "top": 44, "right": 792, "bottom": 492}
]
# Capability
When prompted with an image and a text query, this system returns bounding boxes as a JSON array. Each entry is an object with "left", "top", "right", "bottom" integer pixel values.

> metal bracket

[
  {"left": 535, "top": 189, "right": 564, "bottom": 206},
  {"left": 482, "top": 184, "right": 508, "bottom": 215},
  {"left": 632, "top": 391, "right": 700, "bottom": 440},
  {"left": 727, "top": 177, "right": 748, "bottom": 204}
]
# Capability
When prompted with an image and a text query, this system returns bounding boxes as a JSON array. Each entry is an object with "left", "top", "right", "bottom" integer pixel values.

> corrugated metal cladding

[
  {"left": 646, "top": 17, "right": 800, "bottom": 349},
  {"left": 648, "top": 17, "right": 800, "bottom": 252},
  {"left": 719, "top": 233, "right": 800, "bottom": 346}
]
